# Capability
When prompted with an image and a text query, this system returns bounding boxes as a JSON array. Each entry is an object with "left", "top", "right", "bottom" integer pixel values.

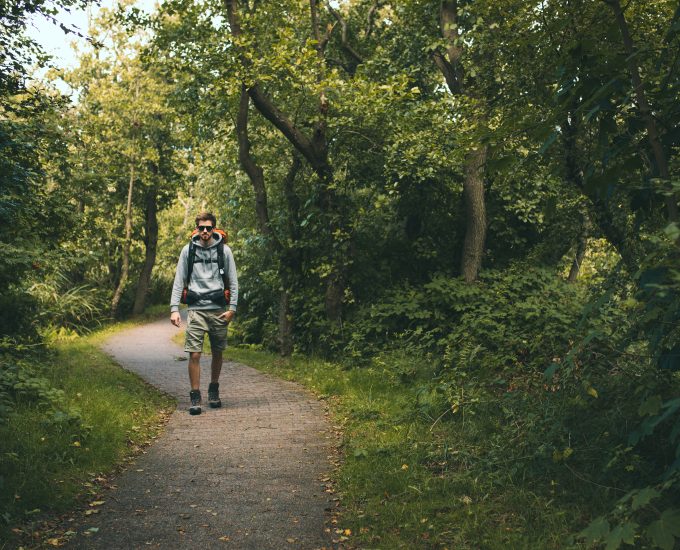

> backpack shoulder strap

[
  {"left": 216, "top": 239, "right": 227, "bottom": 284},
  {"left": 185, "top": 241, "right": 197, "bottom": 285}
]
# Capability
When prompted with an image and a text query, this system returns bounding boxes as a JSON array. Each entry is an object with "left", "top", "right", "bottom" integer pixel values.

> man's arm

[
  {"left": 170, "top": 246, "right": 189, "bottom": 325},
  {"left": 225, "top": 246, "right": 238, "bottom": 312}
]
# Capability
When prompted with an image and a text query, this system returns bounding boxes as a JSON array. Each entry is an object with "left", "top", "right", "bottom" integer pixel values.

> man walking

[{"left": 170, "top": 212, "right": 238, "bottom": 415}]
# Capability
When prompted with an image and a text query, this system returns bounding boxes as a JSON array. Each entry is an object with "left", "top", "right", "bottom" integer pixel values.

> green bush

[
  {"left": 345, "top": 265, "right": 597, "bottom": 374},
  {"left": 0, "top": 356, "right": 83, "bottom": 430},
  {"left": 28, "top": 273, "right": 108, "bottom": 333},
  {"left": 0, "top": 291, "right": 39, "bottom": 338}
]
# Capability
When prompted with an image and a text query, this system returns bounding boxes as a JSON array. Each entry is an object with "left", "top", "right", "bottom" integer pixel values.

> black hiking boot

[
  {"left": 189, "top": 389, "right": 202, "bottom": 415},
  {"left": 208, "top": 382, "right": 222, "bottom": 408}
]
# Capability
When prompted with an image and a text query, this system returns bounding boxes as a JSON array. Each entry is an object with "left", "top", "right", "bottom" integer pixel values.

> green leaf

[
  {"left": 538, "top": 130, "right": 559, "bottom": 155},
  {"left": 353, "top": 448, "right": 368, "bottom": 459},
  {"left": 631, "top": 487, "right": 660, "bottom": 511},
  {"left": 638, "top": 395, "right": 663, "bottom": 417},
  {"left": 663, "top": 223, "right": 680, "bottom": 242},
  {"left": 648, "top": 520, "right": 675, "bottom": 550},
  {"left": 584, "top": 103, "right": 601, "bottom": 122},
  {"left": 579, "top": 516, "right": 610, "bottom": 543},
  {"left": 544, "top": 362, "right": 559, "bottom": 380},
  {"left": 605, "top": 522, "right": 637, "bottom": 550},
  {"left": 660, "top": 509, "right": 680, "bottom": 536}
]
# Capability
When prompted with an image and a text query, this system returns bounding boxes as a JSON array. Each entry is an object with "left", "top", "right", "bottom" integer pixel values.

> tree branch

[
  {"left": 248, "top": 85, "right": 330, "bottom": 179},
  {"left": 603, "top": 0, "right": 677, "bottom": 222},
  {"left": 310, "top": 0, "right": 322, "bottom": 44},
  {"left": 364, "top": 0, "right": 385, "bottom": 39},
  {"left": 226, "top": 0, "right": 331, "bottom": 180},
  {"left": 439, "top": 0, "right": 464, "bottom": 94},
  {"left": 432, "top": 51, "right": 461, "bottom": 94},
  {"left": 236, "top": 85, "right": 283, "bottom": 251},
  {"left": 327, "top": 5, "right": 364, "bottom": 66}
]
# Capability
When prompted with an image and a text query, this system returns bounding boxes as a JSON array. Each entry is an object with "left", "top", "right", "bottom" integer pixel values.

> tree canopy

[{"left": 1, "top": 0, "right": 680, "bottom": 546}]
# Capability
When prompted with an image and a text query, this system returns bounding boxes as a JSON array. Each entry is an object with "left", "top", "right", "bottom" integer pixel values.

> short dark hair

[{"left": 195, "top": 211, "right": 217, "bottom": 227}]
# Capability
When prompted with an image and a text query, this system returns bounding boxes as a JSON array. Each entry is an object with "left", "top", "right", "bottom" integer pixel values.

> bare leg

[
  {"left": 210, "top": 350, "right": 223, "bottom": 384},
  {"left": 188, "top": 352, "right": 202, "bottom": 390}
]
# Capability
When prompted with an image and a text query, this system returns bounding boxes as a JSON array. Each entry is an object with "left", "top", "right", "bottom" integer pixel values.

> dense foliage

[{"left": 1, "top": 0, "right": 679, "bottom": 546}]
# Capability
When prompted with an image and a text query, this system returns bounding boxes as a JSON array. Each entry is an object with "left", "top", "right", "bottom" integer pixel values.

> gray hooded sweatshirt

[{"left": 170, "top": 232, "right": 238, "bottom": 313}]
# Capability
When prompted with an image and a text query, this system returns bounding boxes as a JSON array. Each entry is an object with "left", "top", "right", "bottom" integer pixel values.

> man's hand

[
  {"left": 170, "top": 311, "right": 181, "bottom": 327},
  {"left": 218, "top": 310, "right": 235, "bottom": 323}
]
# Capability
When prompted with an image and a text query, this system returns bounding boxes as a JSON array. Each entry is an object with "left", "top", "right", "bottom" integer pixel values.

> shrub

[
  {"left": 28, "top": 273, "right": 108, "bottom": 333},
  {"left": 345, "top": 264, "right": 597, "bottom": 374},
  {"left": 0, "top": 355, "right": 84, "bottom": 431}
]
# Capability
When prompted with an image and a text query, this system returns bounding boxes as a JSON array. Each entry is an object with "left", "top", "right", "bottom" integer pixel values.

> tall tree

[
  {"left": 433, "top": 0, "right": 488, "bottom": 282},
  {"left": 225, "top": 0, "right": 350, "bottom": 322},
  {"left": 66, "top": 6, "right": 180, "bottom": 318}
]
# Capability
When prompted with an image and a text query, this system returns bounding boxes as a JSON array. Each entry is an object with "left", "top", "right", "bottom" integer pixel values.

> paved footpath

[{"left": 65, "top": 317, "right": 334, "bottom": 549}]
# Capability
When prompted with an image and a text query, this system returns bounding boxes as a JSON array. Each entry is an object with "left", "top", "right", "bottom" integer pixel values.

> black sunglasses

[{"left": 197, "top": 225, "right": 214, "bottom": 232}]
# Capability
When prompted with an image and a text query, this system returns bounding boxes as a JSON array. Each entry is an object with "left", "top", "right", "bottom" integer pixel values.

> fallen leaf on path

[
  {"left": 219, "top": 536, "right": 230, "bottom": 541},
  {"left": 46, "top": 538, "right": 63, "bottom": 546},
  {"left": 89, "top": 501, "right": 105, "bottom": 506}
]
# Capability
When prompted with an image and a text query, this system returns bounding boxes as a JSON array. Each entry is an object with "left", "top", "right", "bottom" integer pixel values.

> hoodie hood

[{"left": 191, "top": 230, "right": 223, "bottom": 248}]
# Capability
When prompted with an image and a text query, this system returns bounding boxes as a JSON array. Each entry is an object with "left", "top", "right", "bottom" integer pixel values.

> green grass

[
  {"left": 224, "top": 346, "right": 624, "bottom": 549},
  {"left": 0, "top": 327, "right": 175, "bottom": 544}
]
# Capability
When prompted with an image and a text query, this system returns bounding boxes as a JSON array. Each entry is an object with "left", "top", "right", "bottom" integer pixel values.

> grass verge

[
  {"left": 224, "top": 346, "right": 625, "bottom": 549},
  {"left": 0, "top": 325, "right": 175, "bottom": 546}
]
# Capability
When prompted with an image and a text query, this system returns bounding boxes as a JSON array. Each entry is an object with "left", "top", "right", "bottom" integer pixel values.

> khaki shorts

[{"left": 185, "top": 309, "right": 228, "bottom": 353}]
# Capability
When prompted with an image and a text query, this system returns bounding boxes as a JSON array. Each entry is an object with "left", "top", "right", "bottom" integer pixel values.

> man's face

[{"left": 197, "top": 221, "right": 214, "bottom": 242}]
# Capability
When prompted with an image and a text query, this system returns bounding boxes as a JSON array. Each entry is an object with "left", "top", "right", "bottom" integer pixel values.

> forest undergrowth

[
  {"left": 229, "top": 263, "right": 680, "bottom": 549},
  {"left": 3, "top": 0, "right": 680, "bottom": 547},
  {"left": 228, "top": 342, "right": 667, "bottom": 548},
  {"left": 0, "top": 311, "right": 175, "bottom": 546}
]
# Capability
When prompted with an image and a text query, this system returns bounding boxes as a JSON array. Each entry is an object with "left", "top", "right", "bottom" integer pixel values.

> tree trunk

[
  {"left": 568, "top": 213, "right": 589, "bottom": 283},
  {"left": 562, "top": 114, "right": 641, "bottom": 272},
  {"left": 236, "top": 86, "right": 303, "bottom": 355},
  {"left": 110, "top": 163, "right": 135, "bottom": 318},
  {"left": 278, "top": 287, "right": 293, "bottom": 356},
  {"left": 605, "top": 0, "right": 677, "bottom": 222},
  {"left": 227, "top": 0, "right": 347, "bottom": 324},
  {"left": 460, "top": 146, "right": 487, "bottom": 282},
  {"left": 435, "top": 0, "right": 488, "bottom": 282},
  {"left": 132, "top": 187, "right": 158, "bottom": 315}
]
